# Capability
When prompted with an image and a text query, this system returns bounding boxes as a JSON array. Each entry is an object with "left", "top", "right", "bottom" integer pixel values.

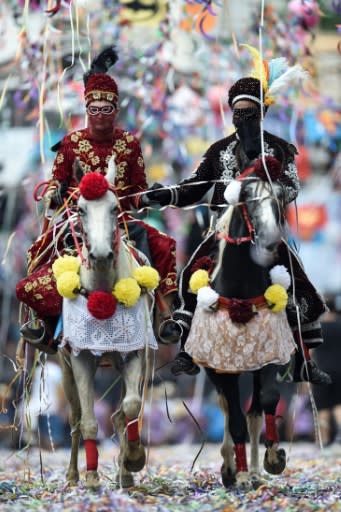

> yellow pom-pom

[
  {"left": 189, "top": 269, "right": 210, "bottom": 294},
  {"left": 56, "top": 271, "right": 80, "bottom": 299},
  {"left": 113, "top": 277, "right": 141, "bottom": 307},
  {"left": 52, "top": 255, "right": 81, "bottom": 279},
  {"left": 132, "top": 266, "right": 160, "bottom": 291},
  {"left": 264, "top": 284, "right": 288, "bottom": 313}
]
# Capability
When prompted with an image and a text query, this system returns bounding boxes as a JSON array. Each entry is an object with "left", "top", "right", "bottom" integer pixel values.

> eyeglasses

[{"left": 86, "top": 105, "right": 116, "bottom": 116}]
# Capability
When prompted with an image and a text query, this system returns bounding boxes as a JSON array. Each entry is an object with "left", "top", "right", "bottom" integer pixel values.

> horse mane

[{"left": 211, "top": 205, "right": 234, "bottom": 281}]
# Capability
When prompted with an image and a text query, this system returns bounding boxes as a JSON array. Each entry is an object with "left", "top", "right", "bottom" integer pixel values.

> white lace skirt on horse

[
  {"left": 61, "top": 294, "right": 158, "bottom": 356},
  {"left": 184, "top": 307, "right": 296, "bottom": 373}
]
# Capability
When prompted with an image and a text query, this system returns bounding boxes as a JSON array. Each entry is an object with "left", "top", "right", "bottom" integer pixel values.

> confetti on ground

[{"left": 1, "top": 442, "right": 341, "bottom": 511}]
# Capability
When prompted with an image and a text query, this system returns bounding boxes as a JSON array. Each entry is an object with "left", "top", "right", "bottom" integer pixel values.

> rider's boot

[
  {"left": 171, "top": 350, "right": 200, "bottom": 376},
  {"left": 20, "top": 317, "right": 59, "bottom": 355},
  {"left": 292, "top": 332, "right": 331, "bottom": 385}
]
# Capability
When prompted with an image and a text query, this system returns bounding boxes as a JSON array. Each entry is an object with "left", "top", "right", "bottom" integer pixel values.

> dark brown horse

[{"left": 185, "top": 175, "right": 296, "bottom": 488}]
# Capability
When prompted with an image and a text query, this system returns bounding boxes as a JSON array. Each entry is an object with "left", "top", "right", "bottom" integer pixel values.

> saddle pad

[
  {"left": 62, "top": 294, "right": 158, "bottom": 356},
  {"left": 185, "top": 307, "right": 296, "bottom": 373}
]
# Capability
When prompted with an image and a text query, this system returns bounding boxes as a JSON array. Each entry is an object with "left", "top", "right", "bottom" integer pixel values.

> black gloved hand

[
  {"left": 145, "top": 182, "right": 172, "bottom": 206},
  {"left": 53, "top": 181, "right": 69, "bottom": 206}
]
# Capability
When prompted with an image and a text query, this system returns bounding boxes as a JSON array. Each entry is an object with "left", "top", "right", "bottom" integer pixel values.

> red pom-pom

[
  {"left": 254, "top": 157, "right": 282, "bottom": 182},
  {"left": 228, "top": 299, "right": 255, "bottom": 324},
  {"left": 191, "top": 256, "right": 214, "bottom": 275},
  {"left": 79, "top": 173, "right": 109, "bottom": 200},
  {"left": 87, "top": 291, "right": 117, "bottom": 319}
]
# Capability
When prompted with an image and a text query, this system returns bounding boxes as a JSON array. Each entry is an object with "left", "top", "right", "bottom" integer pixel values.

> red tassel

[
  {"left": 265, "top": 414, "right": 279, "bottom": 444},
  {"left": 234, "top": 443, "right": 248, "bottom": 472},
  {"left": 126, "top": 418, "right": 140, "bottom": 442},
  {"left": 84, "top": 439, "right": 98, "bottom": 471}
]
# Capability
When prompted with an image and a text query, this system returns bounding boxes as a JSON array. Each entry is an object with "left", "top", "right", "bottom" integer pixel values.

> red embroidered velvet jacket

[{"left": 50, "top": 127, "right": 146, "bottom": 212}]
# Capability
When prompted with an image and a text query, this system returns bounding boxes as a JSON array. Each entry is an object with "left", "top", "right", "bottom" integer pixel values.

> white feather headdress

[{"left": 241, "top": 44, "right": 310, "bottom": 107}]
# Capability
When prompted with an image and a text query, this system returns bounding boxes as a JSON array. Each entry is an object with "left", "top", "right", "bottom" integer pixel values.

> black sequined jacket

[{"left": 168, "top": 130, "right": 300, "bottom": 210}]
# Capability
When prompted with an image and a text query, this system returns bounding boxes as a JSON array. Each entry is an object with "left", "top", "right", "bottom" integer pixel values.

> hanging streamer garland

[
  {"left": 52, "top": 255, "right": 160, "bottom": 319},
  {"left": 189, "top": 264, "right": 291, "bottom": 313}
]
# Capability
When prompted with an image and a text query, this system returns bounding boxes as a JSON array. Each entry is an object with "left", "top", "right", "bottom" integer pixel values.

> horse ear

[
  {"left": 106, "top": 156, "right": 116, "bottom": 185},
  {"left": 72, "top": 158, "right": 84, "bottom": 184}
]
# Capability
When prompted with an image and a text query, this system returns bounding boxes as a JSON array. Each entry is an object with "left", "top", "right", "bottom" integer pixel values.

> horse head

[
  {"left": 74, "top": 157, "right": 120, "bottom": 267},
  {"left": 219, "top": 174, "right": 285, "bottom": 267},
  {"left": 241, "top": 177, "right": 285, "bottom": 262}
]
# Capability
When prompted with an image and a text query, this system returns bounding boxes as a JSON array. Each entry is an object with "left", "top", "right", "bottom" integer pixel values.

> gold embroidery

[
  {"left": 125, "top": 133, "right": 134, "bottom": 143},
  {"left": 114, "top": 139, "right": 127, "bottom": 152},
  {"left": 33, "top": 294, "right": 43, "bottom": 300},
  {"left": 78, "top": 140, "right": 92, "bottom": 152},
  {"left": 137, "top": 156, "right": 144, "bottom": 167},
  {"left": 91, "top": 156, "right": 100, "bottom": 165},
  {"left": 116, "top": 161, "right": 127, "bottom": 178},
  {"left": 71, "top": 134, "right": 79, "bottom": 143},
  {"left": 56, "top": 154, "right": 64, "bottom": 164},
  {"left": 38, "top": 276, "right": 52, "bottom": 286}
]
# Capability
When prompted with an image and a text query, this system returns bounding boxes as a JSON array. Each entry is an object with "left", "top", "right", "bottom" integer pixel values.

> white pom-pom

[
  {"left": 224, "top": 180, "right": 242, "bottom": 205},
  {"left": 197, "top": 286, "right": 219, "bottom": 310},
  {"left": 270, "top": 265, "right": 291, "bottom": 290}
]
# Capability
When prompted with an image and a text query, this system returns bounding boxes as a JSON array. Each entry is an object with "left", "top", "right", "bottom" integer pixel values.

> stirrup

[
  {"left": 158, "top": 318, "right": 183, "bottom": 345},
  {"left": 20, "top": 320, "right": 58, "bottom": 355}
]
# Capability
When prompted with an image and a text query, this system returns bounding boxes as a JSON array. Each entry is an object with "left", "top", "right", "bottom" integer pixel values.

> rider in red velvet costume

[{"left": 18, "top": 50, "right": 180, "bottom": 351}]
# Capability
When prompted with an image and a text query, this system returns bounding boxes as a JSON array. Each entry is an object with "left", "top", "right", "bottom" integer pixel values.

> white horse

[{"left": 58, "top": 157, "right": 157, "bottom": 488}]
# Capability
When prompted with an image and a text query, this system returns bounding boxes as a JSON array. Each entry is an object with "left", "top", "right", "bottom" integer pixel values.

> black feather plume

[{"left": 83, "top": 46, "right": 119, "bottom": 85}]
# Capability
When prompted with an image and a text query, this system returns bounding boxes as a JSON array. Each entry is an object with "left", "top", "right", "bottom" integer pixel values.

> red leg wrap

[
  {"left": 234, "top": 443, "right": 248, "bottom": 473},
  {"left": 126, "top": 418, "right": 140, "bottom": 442},
  {"left": 265, "top": 414, "right": 279, "bottom": 444},
  {"left": 84, "top": 439, "right": 98, "bottom": 471}
]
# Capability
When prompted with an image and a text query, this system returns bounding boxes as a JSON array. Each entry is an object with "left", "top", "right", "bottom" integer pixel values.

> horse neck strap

[
  {"left": 216, "top": 203, "right": 254, "bottom": 245},
  {"left": 237, "top": 165, "right": 255, "bottom": 181}
]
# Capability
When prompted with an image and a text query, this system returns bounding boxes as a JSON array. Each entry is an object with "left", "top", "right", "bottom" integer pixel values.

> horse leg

[
  {"left": 206, "top": 370, "right": 249, "bottom": 489},
  {"left": 70, "top": 351, "right": 100, "bottom": 487},
  {"left": 59, "top": 351, "right": 81, "bottom": 485},
  {"left": 259, "top": 364, "right": 286, "bottom": 475},
  {"left": 113, "top": 407, "right": 135, "bottom": 488},
  {"left": 246, "top": 371, "right": 265, "bottom": 487},
  {"left": 217, "top": 394, "right": 236, "bottom": 487},
  {"left": 120, "top": 350, "right": 148, "bottom": 475}
]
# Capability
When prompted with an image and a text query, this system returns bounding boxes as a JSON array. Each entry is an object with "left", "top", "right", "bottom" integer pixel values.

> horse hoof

[
  {"left": 117, "top": 472, "right": 135, "bottom": 488},
  {"left": 124, "top": 451, "right": 146, "bottom": 472},
  {"left": 235, "top": 471, "right": 254, "bottom": 490},
  {"left": 66, "top": 478, "right": 79, "bottom": 487},
  {"left": 221, "top": 463, "right": 236, "bottom": 488},
  {"left": 85, "top": 470, "right": 101, "bottom": 488},
  {"left": 249, "top": 473, "right": 264, "bottom": 490},
  {"left": 66, "top": 470, "right": 79, "bottom": 486},
  {"left": 264, "top": 447, "right": 286, "bottom": 475}
]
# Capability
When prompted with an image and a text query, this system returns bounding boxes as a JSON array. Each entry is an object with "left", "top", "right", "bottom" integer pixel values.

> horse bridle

[{"left": 217, "top": 168, "right": 284, "bottom": 246}]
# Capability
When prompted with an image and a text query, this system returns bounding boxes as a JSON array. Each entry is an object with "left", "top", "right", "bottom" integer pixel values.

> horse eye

[{"left": 78, "top": 206, "right": 86, "bottom": 216}]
